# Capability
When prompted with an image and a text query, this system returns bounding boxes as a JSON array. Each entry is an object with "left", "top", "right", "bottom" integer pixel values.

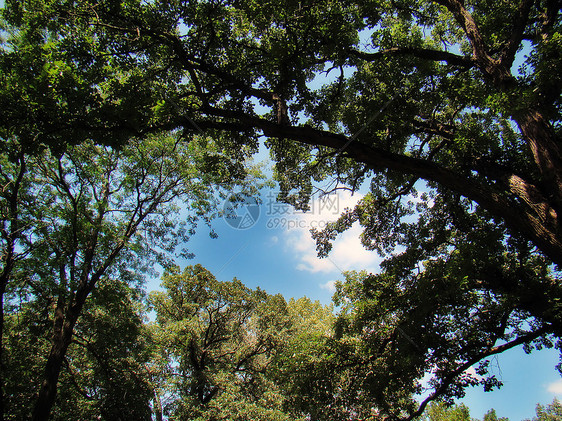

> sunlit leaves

[{"left": 149, "top": 265, "right": 295, "bottom": 420}]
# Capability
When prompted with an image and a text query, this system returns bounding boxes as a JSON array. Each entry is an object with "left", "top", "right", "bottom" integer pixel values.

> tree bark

[
  {"left": 0, "top": 283, "right": 5, "bottom": 421},
  {"left": 152, "top": 392, "right": 163, "bottom": 421},
  {"left": 31, "top": 292, "right": 87, "bottom": 421},
  {"left": 516, "top": 109, "right": 562, "bottom": 212}
]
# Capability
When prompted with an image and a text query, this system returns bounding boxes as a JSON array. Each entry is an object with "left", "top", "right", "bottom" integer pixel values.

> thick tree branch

[
  {"left": 349, "top": 47, "right": 474, "bottom": 68},
  {"left": 433, "top": 0, "right": 512, "bottom": 84},
  {"left": 508, "top": 174, "right": 558, "bottom": 229},
  {"left": 433, "top": 0, "right": 491, "bottom": 57},
  {"left": 471, "top": 157, "right": 560, "bottom": 236},
  {"left": 189, "top": 107, "right": 562, "bottom": 266},
  {"left": 500, "top": 0, "right": 536, "bottom": 68},
  {"left": 515, "top": 109, "right": 562, "bottom": 216}
]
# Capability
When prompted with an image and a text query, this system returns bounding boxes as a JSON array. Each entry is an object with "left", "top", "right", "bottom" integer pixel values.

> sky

[{"left": 146, "top": 167, "right": 562, "bottom": 421}]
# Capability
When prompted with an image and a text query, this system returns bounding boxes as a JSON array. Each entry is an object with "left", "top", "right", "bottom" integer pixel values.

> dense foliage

[
  {"left": 148, "top": 265, "right": 295, "bottom": 420},
  {"left": 525, "top": 398, "right": 562, "bottom": 421},
  {"left": 0, "top": 133, "right": 259, "bottom": 419},
  {"left": 1, "top": 0, "right": 561, "bottom": 420}
]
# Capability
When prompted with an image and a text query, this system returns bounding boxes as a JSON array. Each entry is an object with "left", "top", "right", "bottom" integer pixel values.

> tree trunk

[
  {"left": 516, "top": 108, "right": 562, "bottom": 214},
  {"left": 31, "top": 295, "right": 85, "bottom": 421},
  {"left": 0, "top": 282, "right": 6, "bottom": 421},
  {"left": 153, "top": 392, "right": 163, "bottom": 421},
  {"left": 31, "top": 340, "right": 69, "bottom": 421}
]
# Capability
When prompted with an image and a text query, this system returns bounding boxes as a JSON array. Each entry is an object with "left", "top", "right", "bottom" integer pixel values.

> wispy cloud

[
  {"left": 320, "top": 280, "right": 337, "bottom": 292},
  {"left": 547, "top": 379, "right": 562, "bottom": 395},
  {"left": 281, "top": 191, "right": 382, "bottom": 276},
  {"left": 267, "top": 235, "right": 279, "bottom": 246}
]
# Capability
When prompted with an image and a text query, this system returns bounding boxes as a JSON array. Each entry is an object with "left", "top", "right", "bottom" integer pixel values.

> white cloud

[
  {"left": 319, "top": 280, "right": 337, "bottom": 292},
  {"left": 547, "top": 379, "right": 562, "bottom": 395},
  {"left": 280, "top": 191, "right": 382, "bottom": 276},
  {"left": 464, "top": 366, "right": 483, "bottom": 381}
]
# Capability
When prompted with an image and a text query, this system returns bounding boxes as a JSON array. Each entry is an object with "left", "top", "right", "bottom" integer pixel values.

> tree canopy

[
  {"left": 525, "top": 398, "right": 562, "bottom": 421},
  {"left": 1, "top": 0, "right": 562, "bottom": 420},
  {"left": 148, "top": 264, "right": 295, "bottom": 420},
  {"left": 0, "top": 132, "right": 259, "bottom": 419}
]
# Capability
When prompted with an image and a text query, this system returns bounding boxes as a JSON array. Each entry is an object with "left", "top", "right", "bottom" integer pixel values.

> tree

[
  {"left": 149, "top": 264, "right": 297, "bottom": 420},
  {"left": 0, "top": 133, "right": 256, "bottom": 420},
  {"left": 271, "top": 297, "right": 352, "bottom": 420},
  {"left": 2, "top": 0, "right": 562, "bottom": 418},
  {"left": 421, "top": 402, "right": 510, "bottom": 421},
  {"left": 4, "top": 277, "right": 153, "bottom": 421},
  {"left": 482, "top": 409, "right": 509, "bottom": 421},
  {"left": 422, "top": 402, "right": 472, "bottom": 421},
  {"left": 0, "top": 140, "right": 37, "bottom": 419},
  {"left": 332, "top": 259, "right": 558, "bottom": 418},
  {"left": 525, "top": 398, "right": 562, "bottom": 421}
]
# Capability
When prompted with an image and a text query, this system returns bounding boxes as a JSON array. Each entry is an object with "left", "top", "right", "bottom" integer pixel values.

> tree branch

[
  {"left": 500, "top": 0, "right": 535, "bottom": 69},
  {"left": 349, "top": 47, "right": 474, "bottom": 68},
  {"left": 403, "top": 324, "right": 552, "bottom": 420},
  {"left": 188, "top": 106, "right": 562, "bottom": 266},
  {"left": 433, "top": 0, "right": 512, "bottom": 84}
]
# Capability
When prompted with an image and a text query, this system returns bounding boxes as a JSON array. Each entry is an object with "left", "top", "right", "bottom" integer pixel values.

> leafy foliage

[
  {"left": 423, "top": 402, "right": 472, "bottom": 421},
  {"left": 525, "top": 398, "right": 562, "bottom": 421},
  {"left": 0, "top": 132, "right": 259, "bottom": 419},
  {"left": 149, "top": 265, "right": 296, "bottom": 420}
]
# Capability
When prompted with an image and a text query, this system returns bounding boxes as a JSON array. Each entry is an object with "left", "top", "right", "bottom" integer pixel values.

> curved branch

[
  {"left": 349, "top": 47, "right": 474, "bottom": 68},
  {"left": 433, "top": 0, "right": 511, "bottom": 84},
  {"left": 403, "top": 324, "right": 552, "bottom": 421},
  {"left": 194, "top": 108, "right": 562, "bottom": 266}
]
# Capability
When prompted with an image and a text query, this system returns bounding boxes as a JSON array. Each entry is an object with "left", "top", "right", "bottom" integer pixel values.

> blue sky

[{"left": 147, "top": 170, "right": 562, "bottom": 420}]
